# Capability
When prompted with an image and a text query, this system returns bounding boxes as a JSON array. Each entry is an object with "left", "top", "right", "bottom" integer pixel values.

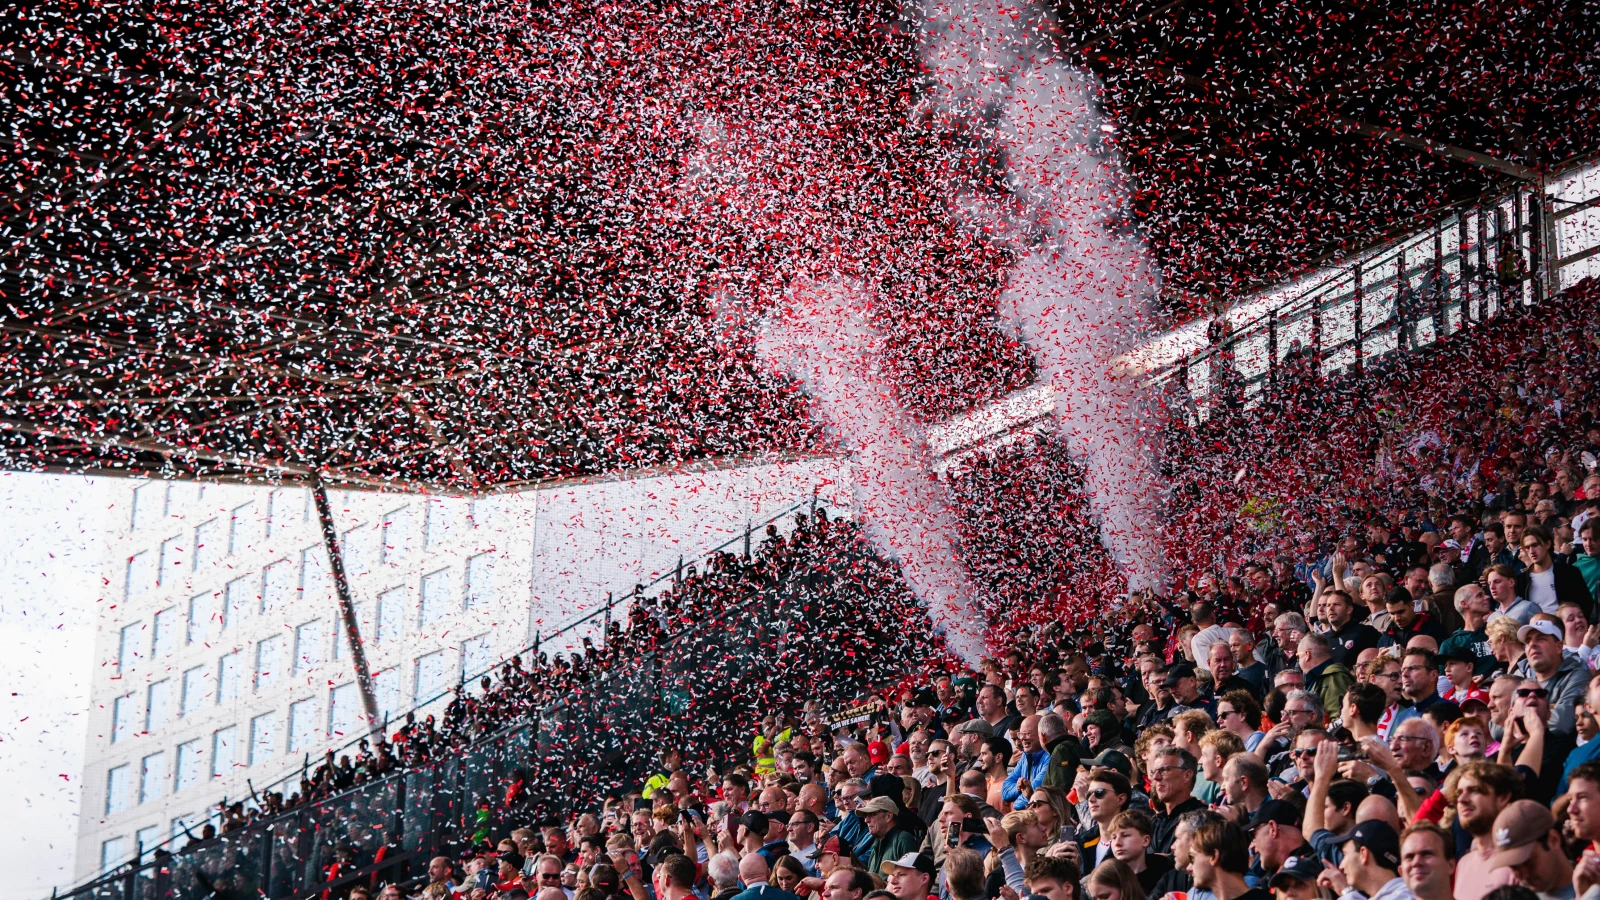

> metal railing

[
  {"left": 1147, "top": 158, "right": 1600, "bottom": 422},
  {"left": 73, "top": 494, "right": 846, "bottom": 895}
]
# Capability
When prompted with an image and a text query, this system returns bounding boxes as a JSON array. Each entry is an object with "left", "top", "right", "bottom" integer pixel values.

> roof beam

[{"left": 1322, "top": 115, "right": 1539, "bottom": 181}]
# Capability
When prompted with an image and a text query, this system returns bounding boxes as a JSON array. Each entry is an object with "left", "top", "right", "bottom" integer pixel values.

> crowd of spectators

[{"left": 136, "top": 280, "right": 1600, "bottom": 900}]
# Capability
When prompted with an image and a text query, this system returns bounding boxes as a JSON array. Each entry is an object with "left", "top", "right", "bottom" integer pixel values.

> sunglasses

[
  {"left": 1087, "top": 788, "right": 1110, "bottom": 800},
  {"left": 1290, "top": 748, "right": 1316, "bottom": 757},
  {"left": 1516, "top": 688, "right": 1550, "bottom": 699}
]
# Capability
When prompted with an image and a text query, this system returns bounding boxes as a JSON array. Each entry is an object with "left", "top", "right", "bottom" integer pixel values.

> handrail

[{"left": 81, "top": 493, "right": 842, "bottom": 886}]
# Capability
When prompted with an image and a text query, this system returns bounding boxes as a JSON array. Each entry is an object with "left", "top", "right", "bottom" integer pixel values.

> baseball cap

[
  {"left": 820, "top": 836, "right": 842, "bottom": 855},
  {"left": 953, "top": 719, "right": 994, "bottom": 737},
  {"left": 1518, "top": 619, "right": 1564, "bottom": 643},
  {"left": 911, "top": 689, "right": 938, "bottom": 708},
  {"left": 880, "top": 852, "right": 936, "bottom": 876},
  {"left": 1486, "top": 800, "right": 1555, "bottom": 869},
  {"left": 1328, "top": 820, "right": 1401, "bottom": 871},
  {"left": 1080, "top": 749, "right": 1133, "bottom": 778},
  {"left": 1162, "top": 662, "right": 1198, "bottom": 688},
  {"left": 1442, "top": 645, "right": 1478, "bottom": 665},
  {"left": 857, "top": 796, "right": 899, "bottom": 816},
  {"left": 1268, "top": 855, "right": 1325, "bottom": 888},
  {"left": 867, "top": 740, "right": 891, "bottom": 766},
  {"left": 739, "top": 811, "right": 770, "bottom": 835},
  {"left": 1246, "top": 799, "right": 1303, "bottom": 833}
]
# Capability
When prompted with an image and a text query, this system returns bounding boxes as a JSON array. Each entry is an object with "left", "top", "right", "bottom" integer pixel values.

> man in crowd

[
  {"left": 1297, "top": 633, "right": 1355, "bottom": 719},
  {"left": 1321, "top": 591, "right": 1381, "bottom": 666},
  {"left": 1148, "top": 746, "right": 1205, "bottom": 854}
]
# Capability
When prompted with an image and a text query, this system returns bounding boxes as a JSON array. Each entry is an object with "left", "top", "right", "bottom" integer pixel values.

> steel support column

[{"left": 311, "top": 481, "right": 381, "bottom": 736}]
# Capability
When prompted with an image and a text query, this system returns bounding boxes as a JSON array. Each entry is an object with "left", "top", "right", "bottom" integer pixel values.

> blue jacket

[
  {"left": 1003, "top": 748, "right": 1052, "bottom": 805},
  {"left": 834, "top": 811, "right": 873, "bottom": 861}
]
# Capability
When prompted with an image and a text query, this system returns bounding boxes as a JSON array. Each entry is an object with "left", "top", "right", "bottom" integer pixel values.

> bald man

[{"left": 1003, "top": 715, "right": 1049, "bottom": 807}]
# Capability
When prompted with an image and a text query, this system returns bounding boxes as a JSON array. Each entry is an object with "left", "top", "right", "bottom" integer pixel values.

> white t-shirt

[{"left": 1529, "top": 566, "right": 1559, "bottom": 613}]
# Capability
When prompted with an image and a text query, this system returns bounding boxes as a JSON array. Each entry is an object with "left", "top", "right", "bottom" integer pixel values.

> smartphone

[
  {"left": 962, "top": 817, "right": 988, "bottom": 834},
  {"left": 1337, "top": 746, "right": 1368, "bottom": 762},
  {"left": 947, "top": 822, "right": 961, "bottom": 848}
]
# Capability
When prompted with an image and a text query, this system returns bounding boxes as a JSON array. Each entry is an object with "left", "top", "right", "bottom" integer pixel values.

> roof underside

[{"left": 1, "top": 0, "right": 1594, "bottom": 493}]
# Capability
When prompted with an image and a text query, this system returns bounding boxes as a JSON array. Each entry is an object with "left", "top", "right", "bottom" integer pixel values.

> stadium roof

[{"left": 2, "top": 0, "right": 1595, "bottom": 493}]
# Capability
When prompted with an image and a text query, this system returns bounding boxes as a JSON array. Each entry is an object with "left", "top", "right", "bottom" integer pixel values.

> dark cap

[
  {"left": 1246, "top": 799, "right": 1303, "bottom": 833},
  {"left": 911, "top": 689, "right": 938, "bottom": 708},
  {"left": 739, "top": 811, "right": 769, "bottom": 835},
  {"left": 1268, "top": 855, "right": 1325, "bottom": 888},
  {"left": 1162, "top": 662, "right": 1198, "bottom": 688},
  {"left": 1080, "top": 749, "right": 1133, "bottom": 778},
  {"left": 1329, "top": 820, "right": 1401, "bottom": 871},
  {"left": 1083, "top": 709, "right": 1120, "bottom": 734},
  {"left": 1442, "top": 645, "right": 1478, "bottom": 665}
]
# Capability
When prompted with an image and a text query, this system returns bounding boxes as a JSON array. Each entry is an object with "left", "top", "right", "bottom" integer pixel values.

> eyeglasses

[
  {"left": 1391, "top": 735, "right": 1431, "bottom": 745},
  {"left": 1290, "top": 748, "right": 1317, "bottom": 758},
  {"left": 1150, "top": 766, "right": 1190, "bottom": 778},
  {"left": 1087, "top": 788, "right": 1110, "bottom": 800},
  {"left": 1516, "top": 688, "right": 1550, "bottom": 699},
  {"left": 1285, "top": 708, "right": 1316, "bottom": 717},
  {"left": 1217, "top": 708, "right": 1237, "bottom": 719},
  {"left": 537, "top": 874, "right": 562, "bottom": 883}
]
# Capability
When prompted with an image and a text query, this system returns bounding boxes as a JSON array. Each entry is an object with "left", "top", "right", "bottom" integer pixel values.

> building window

[
  {"left": 217, "top": 651, "right": 242, "bottom": 702},
  {"left": 267, "top": 489, "right": 302, "bottom": 536},
  {"left": 461, "top": 634, "right": 492, "bottom": 684},
  {"left": 106, "top": 764, "right": 131, "bottom": 815},
  {"left": 130, "top": 481, "right": 162, "bottom": 532},
  {"left": 329, "top": 682, "right": 360, "bottom": 739},
  {"left": 211, "top": 726, "right": 237, "bottom": 778},
  {"left": 341, "top": 526, "right": 373, "bottom": 578},
  {"left": 424, "top": 501, "right": 455, "bottom": 548},
  {"left": 151, "top": 607, "right": 176, "bottom": 658},
  {"left": 145, "top": 680, "right": 172, "bottom": 732},
  {"left": 413, "top": 649, "right": 450, "bottom": 703},
  {"left": 193, "top": 518, "right": 221, "bottom": 569},
  {"left": 376, "top": 588, "right": 404, "bottom": 644},
  {"left": 174, "top": 740, "right": 202, "bottom": 792},
  {"left": 158, "top": 535, "right": 184, "bottom": 585},
  {"left": 186, "top": 592, "right": 216, "bottom": 645},
  {"left": 301, "top": 546, "right": 331, "bottom": 602},
  {"left": 262, "top": 558, "right": 295, "bottom": 614},
  {"left": 373, "top": 669, "right": 402, "bottom": 722},
  {"left": 255, "top": 635, "right": 283, "bottom": 690},
  {"left": 111, "top": 695, "right": 132, "bottom": 744},
  {"left": 118, "top": 622, "right": 142, "bottom": 673},
  {"left": 181, "top": 665, "right": 207, "bottom": 718},
  {"left": 125, "top": 551, "right": 153, "bottom": 603},
  {"left": 465, "top": 552, "right": 495, "bottom": 613},
  {"left": 419, "top": 569, "right": 453, "bottom": 628},
  {"left": 381, "top": 507, "right": 411, "bottom": 565},
  {"left": 170, "top": 815, "right": 196, "bottom": 844},
  {"left": 135, "top": 825, "right": 161, "bottom": 861},
  {"left": 140, "top": 752, "right": 166, "bottom": 803},
  {"left": 101, "top": 836, "right": 128, "bottom": 875},
  {"left": 289, "top": 698, "right": 321, "bottom": 752},
  {"left": 229, "top": 502, "right": 260, "bottom": 555},
  {"left": 223, "top": 575, "right": 254, "bottom": 630},
  {"left": 250, "top": 712, "right": 278, "bottom": 765},
  {"left": 294, "top": 620, "right": 322, "bottom": 673}
]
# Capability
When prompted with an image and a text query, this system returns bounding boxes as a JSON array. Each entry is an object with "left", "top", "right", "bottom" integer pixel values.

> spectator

[
  {"left": 1187, "top": 820, "right": 1268, "bottom": 900},
  {"left": 1246, "top": 800, "right": 1313, "bottom": 885},
  {"left": 878, "top": 852, "right": 935, "bottom": 900},
  {"left": 1511, "top": 616, "right": 1588, "bottom": 735},
  {"left": 1023, "top": 856, "right": 1080, "bottom": 900},
  {"left": 1147, "top": 746, "right": 1204, "bottom": 854},
  {"left": 1321, "top": 591, "right": 1382, "bottom": 666},
  {"left": 858, "top": 797, "right": 919, "bottom": 875},
  {"left": 1485, "top": 801, "right": 1573, "bottom": 898},
  {"left": 1086, "top": 859, "right": 1146, "bottom": 900},
  {"left": 1297, "top": 634, "right": 1354, "bottom": 719},
  {"left": 1451, "top": 761, "right": 1521, "bottom": 900},
  {"left": 1230, "top": 631, "right": 1269, "bottom": 693},
  {"left": 1215, "top": 691, "right": 1266, "bottom": 752},
  {"left": 1396, "top": 823, "right": 1453, "bottom": 900},
  {"left": 1518, "top": 526, "right": 1593, "bottom": 613},
  {"left": 1220, "top": 755, "right": 1270, "bottom": 821},
  {"left": 1487, "top": 564, "right": 1540, "bottom": 625},
  {"left": 1390, "top": 649, "right": 1445, "bottom": 731},
  {"left": 1005, "top": 716, "right": 1050, "bottom": 808},
  {"left": 1105, "top": 809, "right": 1170, "bottom": 895},
  {"left": 1165, "top": 663, "right": 1218, "bottom": 719},
  {"left": 1314, "top": 820, "right": 1408, "bottom": 900},
  {"left": 1080, "top": 771, "right": 1133, "bottom": 870},
  {"left": 1265, "top": 855, "right": 1324, "bottom": 900}
]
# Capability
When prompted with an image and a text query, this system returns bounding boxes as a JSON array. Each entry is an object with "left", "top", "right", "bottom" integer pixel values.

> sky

[{"left": 0, "top": 473, "right": 111, "bottom": 900}]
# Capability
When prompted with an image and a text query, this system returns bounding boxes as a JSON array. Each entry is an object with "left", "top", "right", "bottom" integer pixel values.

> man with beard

[{"left": 1449, "top": 761, "right": 1520, "bottom": 900}]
